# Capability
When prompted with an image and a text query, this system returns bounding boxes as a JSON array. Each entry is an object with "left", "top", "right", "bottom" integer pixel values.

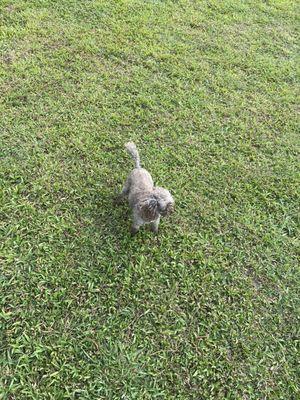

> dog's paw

[
  {"left": 130, "top": 226, "right": 139, "bottom": 236},
  {"left": 150, "top": 226, "right": 159, "bottom": 235},
  {"left": 113, "top": 195, "right": 123, "bottom": 206}
]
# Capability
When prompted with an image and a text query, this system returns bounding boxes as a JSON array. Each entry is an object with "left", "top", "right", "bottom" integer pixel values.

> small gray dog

[{"left": 116, "top": 142, "right": 174, "bottom": 235}]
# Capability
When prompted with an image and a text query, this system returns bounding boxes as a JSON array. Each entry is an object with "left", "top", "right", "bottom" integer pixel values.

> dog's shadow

[{"left": 89, "top": 189, "right": 131, "bottom": 240}]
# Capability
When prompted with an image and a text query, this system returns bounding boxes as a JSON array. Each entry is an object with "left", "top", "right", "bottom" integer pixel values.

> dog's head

[
  {"left": 137, "top": 188, "right": 174, "bottom": 221},
  {"left": 138, "top": 196, "right": 159, "bottom": 221},
  {"left": 153, "top": 187, "right": 175, "bottom": 218}
]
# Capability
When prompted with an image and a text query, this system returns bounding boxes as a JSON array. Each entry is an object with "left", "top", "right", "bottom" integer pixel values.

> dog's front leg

[
  {"left": 131, "top": 213, "right": 143, "bottom": 236},
  {"left": 150, "top": 216, "right": 160, "bottom": 234}
]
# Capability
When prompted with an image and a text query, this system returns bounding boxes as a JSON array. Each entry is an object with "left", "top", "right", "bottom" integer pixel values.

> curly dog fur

[{"left": 116, "top": 142, "right": 174, "bottom": 235}]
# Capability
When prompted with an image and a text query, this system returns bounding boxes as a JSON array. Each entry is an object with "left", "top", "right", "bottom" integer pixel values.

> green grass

[{"left": 1, "top": 0, "right": 299, "bottom": 398}]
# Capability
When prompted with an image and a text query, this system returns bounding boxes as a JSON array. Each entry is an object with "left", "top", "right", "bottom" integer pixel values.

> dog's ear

[
  {"left": 139, "top": 197, "right": 158, "bottom": 221},
  {"left": 166, "top": 202, "right": 174, "bottom": 214}
]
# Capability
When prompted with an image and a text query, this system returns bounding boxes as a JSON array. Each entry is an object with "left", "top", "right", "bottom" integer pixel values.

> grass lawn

[{"left": 1, "top": 0, "right": 299, "bottom": 398}]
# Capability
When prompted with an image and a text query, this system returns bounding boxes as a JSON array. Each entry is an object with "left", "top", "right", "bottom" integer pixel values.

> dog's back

[{"left": 128, "top": 168, "right": 153, "bottom": 194}]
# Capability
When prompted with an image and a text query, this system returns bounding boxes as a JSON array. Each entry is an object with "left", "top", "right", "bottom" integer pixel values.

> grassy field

[{"left": 1, "top": 0, "right": 299, "bottom": 398}]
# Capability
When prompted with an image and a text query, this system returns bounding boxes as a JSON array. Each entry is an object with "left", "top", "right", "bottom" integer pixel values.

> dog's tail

[{"left": 125, "top": 142, "right": 141, "bottom": 168}]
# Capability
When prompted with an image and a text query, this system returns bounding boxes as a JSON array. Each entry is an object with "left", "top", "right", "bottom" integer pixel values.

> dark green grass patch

[{"left": 1, "top": 0, "right": 299, "bottom": 399}]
